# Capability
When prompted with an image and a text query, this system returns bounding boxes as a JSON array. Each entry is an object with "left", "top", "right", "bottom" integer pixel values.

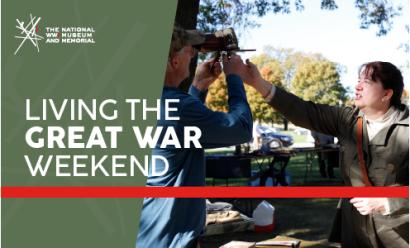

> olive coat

[{"left": 269, "top": 87, "right": 409, "bottom": 248}]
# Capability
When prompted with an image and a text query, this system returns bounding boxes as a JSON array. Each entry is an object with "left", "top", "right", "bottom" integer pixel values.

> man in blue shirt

[{"left": 136, "top": 26, "right": 253, "bottom": 248}]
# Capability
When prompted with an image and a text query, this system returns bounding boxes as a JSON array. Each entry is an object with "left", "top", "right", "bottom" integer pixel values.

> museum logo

[
  {"left": 14, "top": 14, "right": 43, "bottom": 55},
  {"left": 14, "top": 13, "right": 96, "bottom": 55}
]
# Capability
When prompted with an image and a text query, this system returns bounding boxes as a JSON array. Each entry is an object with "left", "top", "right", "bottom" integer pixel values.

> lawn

[
  {"left": 205, "top": 151, "right": 343, "bottom": 186},
  {"left": 201, "top": 198, "right": 339, "bottom": 248},
  {"left": 203, "top": 147, "right": 343, "bottom": 247},
  {"left": 281, "top": 130, "right": 310, "bottom": 143}
]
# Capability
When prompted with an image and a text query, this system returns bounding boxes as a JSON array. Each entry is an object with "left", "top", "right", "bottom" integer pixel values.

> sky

[{"left": 239, "top": 0, "right": 409, "bottom": 94}]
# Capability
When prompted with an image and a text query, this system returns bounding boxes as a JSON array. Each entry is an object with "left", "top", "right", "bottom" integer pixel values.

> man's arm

[
  {"left": 188, "top": 57, "right": 222, "bottom": 104},
  {"left": 188, "top": 84, "right": 207, "bottom": 103},
  {"left": 180, "top": 74, "right": 252, "bottom": 148},
  {"left": 179, "top": 55, "right": 253, "bottom": 148}
]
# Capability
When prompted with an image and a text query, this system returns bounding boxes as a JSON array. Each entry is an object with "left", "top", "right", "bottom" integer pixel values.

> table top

[
  {"left": 206, "top": 146, "right": 339, "bottom": 160},
  {"left": 206, "top": 150, "right": 295, "bottom": 160}
]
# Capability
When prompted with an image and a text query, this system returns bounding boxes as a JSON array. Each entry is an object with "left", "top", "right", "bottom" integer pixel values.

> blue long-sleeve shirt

[{"left": 136, "top": 74, "right": 252, "bottom": 248}]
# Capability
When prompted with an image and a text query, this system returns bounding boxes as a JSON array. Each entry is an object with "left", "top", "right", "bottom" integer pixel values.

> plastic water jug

[{"left": 252, "top": 200, "right": 275, "bottom": 232}]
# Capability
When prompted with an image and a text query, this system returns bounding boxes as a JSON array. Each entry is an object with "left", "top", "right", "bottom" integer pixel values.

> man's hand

[
  {"left": 222, "top": 54, "right": 247, "bottom": 77},
  {"left": 350, "top": 198, "right": 389, "bottom": 215},
  {"left": 192, "top": 59, "right": 222, "bottom": 91}
]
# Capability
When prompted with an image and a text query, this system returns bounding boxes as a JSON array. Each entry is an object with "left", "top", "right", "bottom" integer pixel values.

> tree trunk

[
  {"left": 283, "top": 118, "right": 288, "bottom": 131},
  {"left": 175, "top": 0, "right": 200, "bottom": 92},
  {"left": 234, "top": 145, "right": 242, "bottom": 155}
]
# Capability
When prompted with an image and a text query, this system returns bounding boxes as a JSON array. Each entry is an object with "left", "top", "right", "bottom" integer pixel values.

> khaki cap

[{"left": 169, "top": 25, "right": 205, "bottom": 57}]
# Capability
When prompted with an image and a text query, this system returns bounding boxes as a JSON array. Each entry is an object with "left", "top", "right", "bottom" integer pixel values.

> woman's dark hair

[{"left": 360, "top": 61, "right": 404, "bottom": 108}]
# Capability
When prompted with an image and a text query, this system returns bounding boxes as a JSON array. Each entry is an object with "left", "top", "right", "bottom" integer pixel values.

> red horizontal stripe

[{"left": 2, "top": 186, "right": 408, "bottom": 198}]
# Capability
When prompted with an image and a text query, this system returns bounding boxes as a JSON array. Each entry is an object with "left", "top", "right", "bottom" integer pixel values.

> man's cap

[{"left": 169, "top": 25, "right": 205, "bottom": 56}]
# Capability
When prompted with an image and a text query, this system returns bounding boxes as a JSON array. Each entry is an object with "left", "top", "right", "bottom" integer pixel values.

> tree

[
  {"left": 206, "top": 75, "right": 229, "bottom": 112},
  {"left": 196, "top": 0, "right": 402, "bottom": 36},
  {"left": 206, "top": 48, "right": 349, "bottom": 126},
  {"left": 256, "top": 46, "right": 349, "bottom": 105},
  {"left": 261, "top": 46, "right": 316, "bottom": 89},
  {"left": 247, "top": 59, "right": 284, "bottom": 123},
  {"left": 246, "top": 60, "right": 284, "bottom": 123},
  {"left": 206, "top": 50, "right": 344, "bottom": 124},
  {"left": 402, "top": 89, "right": 409, "bottom": 106},
  {"left": 206, "top": 58, "right": 285, "bottom": 123},
  {"left": 206, "top": 75, "right": 283, "bottom": 123},
  {"left": 175, "top": 0, "right": 201, "bottom": 92},
  {"left": 175, "top": 0, "right": 404, "bottom": 91},
  {"left": 291, "top": 59, "right": 347, "bottom": 105}
]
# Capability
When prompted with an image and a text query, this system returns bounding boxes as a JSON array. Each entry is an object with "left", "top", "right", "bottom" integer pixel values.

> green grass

[
  {"left": 206, "top": 147, "right": 235, "bottom": 155},
  {"left": 203, "top": 150, "right": 343, "bottom": 247},
  {"left": 280, "top": 130, "right": 310, "bottom": 143},
  {"left": 201, "top": 198, "right": 339, "bottom": 248},
  {"left": 205, "top": 153, "right": 343, "bottom": 186}
]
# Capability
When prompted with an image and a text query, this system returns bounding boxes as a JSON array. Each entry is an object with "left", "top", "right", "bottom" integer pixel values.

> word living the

[{"left": 24, "top": 98, "right": 202, "bottom": 177}]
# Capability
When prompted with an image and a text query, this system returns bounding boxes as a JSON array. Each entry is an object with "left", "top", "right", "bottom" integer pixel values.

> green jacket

[{"left": 269, "top": 87, "right": 409, "bottom": 248}]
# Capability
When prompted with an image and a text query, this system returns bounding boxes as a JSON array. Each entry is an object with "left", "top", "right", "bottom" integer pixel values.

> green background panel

[{"left": 2, "top": 0, "right": 177, "bottom": 247}]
